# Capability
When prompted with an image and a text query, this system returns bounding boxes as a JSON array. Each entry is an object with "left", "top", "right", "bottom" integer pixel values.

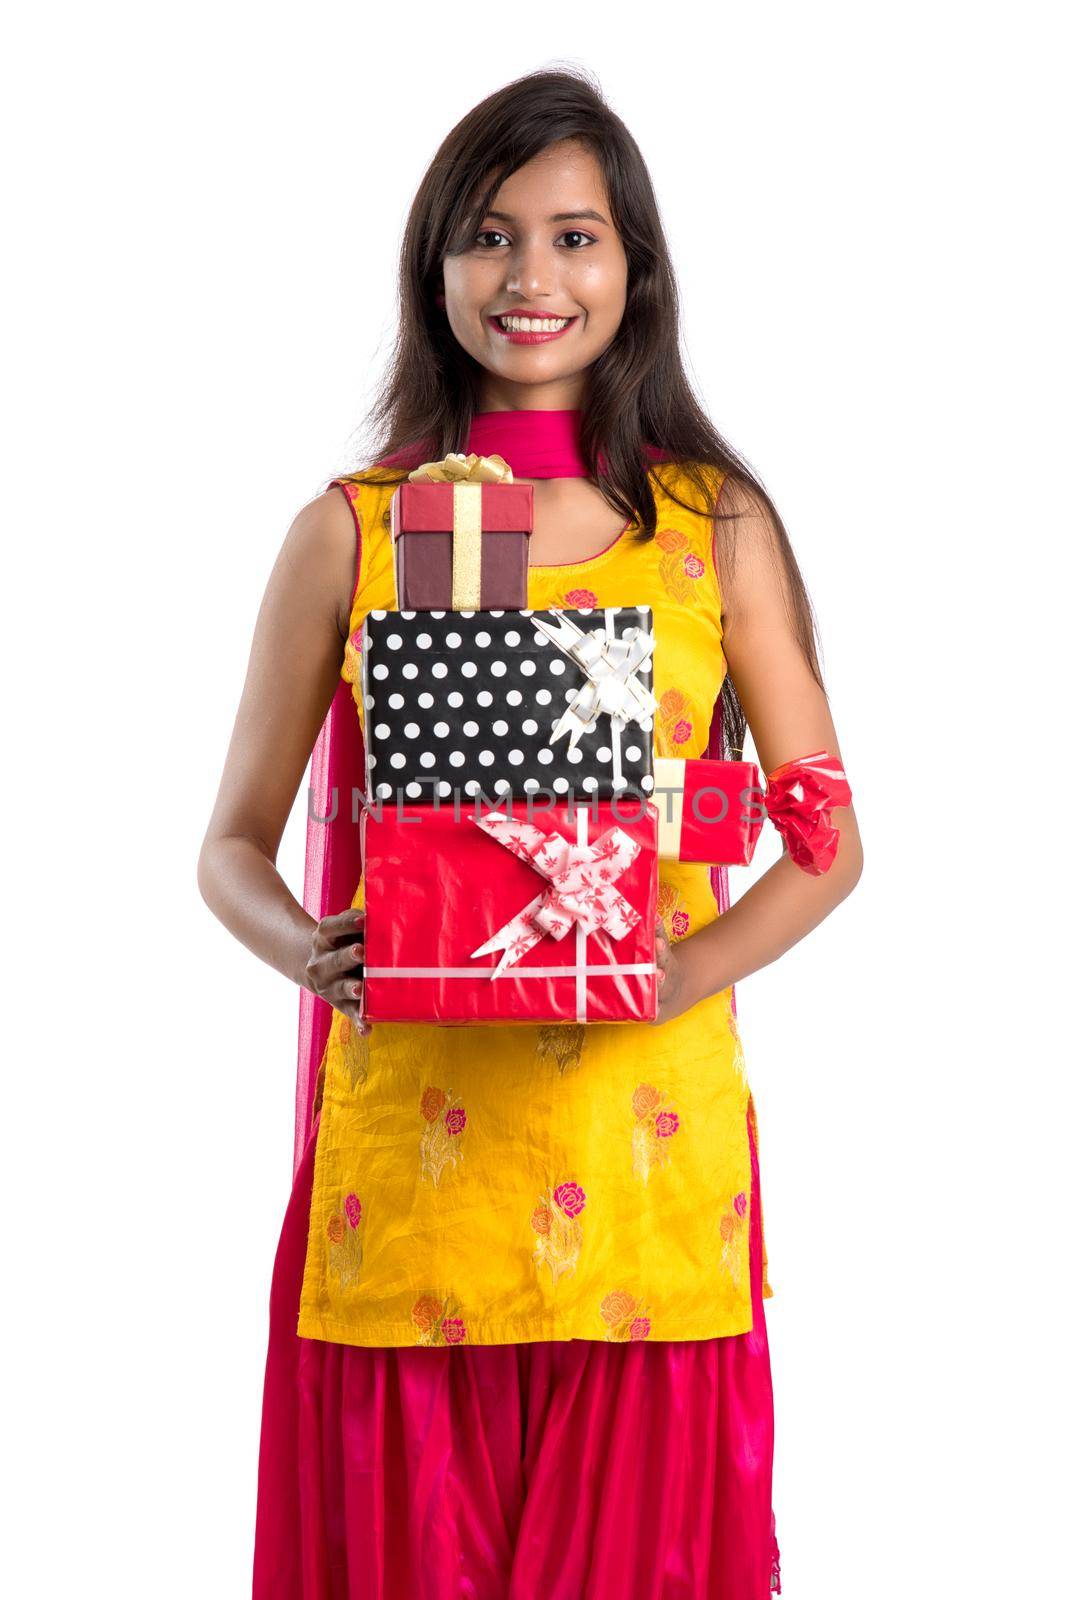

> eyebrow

[{"left": 482, "top": 208, "right": 611, "bottom": 226}]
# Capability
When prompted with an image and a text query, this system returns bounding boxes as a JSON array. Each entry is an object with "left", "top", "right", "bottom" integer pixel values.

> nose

[{"left": 506, "top": 236, "right": 557, "bottom": 301}]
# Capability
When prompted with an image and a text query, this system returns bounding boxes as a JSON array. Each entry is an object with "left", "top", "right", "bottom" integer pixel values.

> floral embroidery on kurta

[
  {"left": 654, "top": 686, "right": 699, "bottom": 757},
  {"left": 337, "top": 1015, "right": 369, "bottom": 1091},
  {"left": 410, "top": 1293, "right": 468, "bottom": 1346},
  {"left": 631, "top": 1084, "right": 681, "bottom": 1182},
  {"left": 599, "top": 1290, "right": 653, "bottom": 1342},
  {"left": 654, "top": 527, "right": 699, "bottom": 603},
  {"left": 327, "top": 1192, "right": 363, "bottom": 1290},
  {"left": 562, "top": 586, "right": 598, "bottom": 608},
  {"left": 342, "top": 630, "right": 362, "bottom": 686},
  {"left": 725, "top": 992, "right": 748, "bottom": 1086},
  {"left": 535, "top": 1023, "right": 586, "bottom": 1074},
  {"left": 719, "top": 1191, "right": 748, "bottom": 1290},
  {"left": 419, "top": 1086, "right": 467, "bottom": 1186},
  {"left": 656, "top": 881, "right": 690, "bottom": 941},
  {"left": 532, "top": 1180, "right": 586, "bottom": 1284}
]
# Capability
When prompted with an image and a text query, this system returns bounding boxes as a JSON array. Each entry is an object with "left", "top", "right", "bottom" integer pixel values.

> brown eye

[{"left": 475, "top": 230, "right": 509, "bottom": 249}]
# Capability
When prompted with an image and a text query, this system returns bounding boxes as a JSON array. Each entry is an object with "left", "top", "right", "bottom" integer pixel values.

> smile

[{"left": 489, "top": 314, "right": 578, "bottom": 344}]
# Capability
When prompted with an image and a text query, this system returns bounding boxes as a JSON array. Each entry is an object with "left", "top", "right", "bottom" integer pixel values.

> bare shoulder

[
  {"left": 271, "top": 485, "right": 362, "bottom": 636},
  {"left": 281, "top": 484, "right": 360, "bottom": 568}
]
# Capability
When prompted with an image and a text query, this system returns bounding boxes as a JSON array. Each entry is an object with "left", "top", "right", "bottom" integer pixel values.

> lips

[{"left": 489, "top": 313, "right": 579, "bottom": 345}]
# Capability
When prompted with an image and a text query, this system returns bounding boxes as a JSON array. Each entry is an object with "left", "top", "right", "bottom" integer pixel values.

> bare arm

[
  {"left": 657, "top": 474, "right": 864, "bottom": 1016},
  {"left": 197, "top": 486, "right": 368, "bottom": 1020}
]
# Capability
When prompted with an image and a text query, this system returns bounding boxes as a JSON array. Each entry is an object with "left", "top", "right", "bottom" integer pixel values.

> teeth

[{"left": 498, "top": 315, "right": 571, "bottom": 332}]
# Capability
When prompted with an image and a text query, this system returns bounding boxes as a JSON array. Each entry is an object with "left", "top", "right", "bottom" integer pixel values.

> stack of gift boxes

[{"left": 356, "top": 457, "right": 765, "bottom": 1027}]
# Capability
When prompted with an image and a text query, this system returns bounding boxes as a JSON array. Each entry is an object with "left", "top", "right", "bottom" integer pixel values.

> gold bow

[
  {"left": 408, "top": 452, "right": 513, "bottom": 485},
  {"left": 407, "top": 453, "right": 515, "bottom": 607}
]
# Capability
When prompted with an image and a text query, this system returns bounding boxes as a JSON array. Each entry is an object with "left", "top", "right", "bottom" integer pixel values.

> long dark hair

[{"left": 343, "top": 65, "right": 825, "bottom": 757}]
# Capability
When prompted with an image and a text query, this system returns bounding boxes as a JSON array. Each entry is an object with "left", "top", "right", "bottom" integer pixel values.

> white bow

[{"left": 534, "top": 610, "right": 657, "bottom": 753}]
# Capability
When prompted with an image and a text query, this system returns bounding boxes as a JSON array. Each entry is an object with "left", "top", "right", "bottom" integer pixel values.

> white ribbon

[
  {"left": 533, "top": 609, "right": 656, "bottom": 785},
  {"left": 362, "top": 962, "right": 658, "bottom": 1028}
]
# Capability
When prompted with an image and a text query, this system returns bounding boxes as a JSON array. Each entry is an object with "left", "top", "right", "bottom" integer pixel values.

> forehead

[{"left": 485, "top": 141, "right": 612, "bottom": 223}]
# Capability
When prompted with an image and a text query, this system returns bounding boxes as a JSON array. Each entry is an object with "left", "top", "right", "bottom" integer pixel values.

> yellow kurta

[{"left": 297, "top": 461, "right": 767, "bottom": 1348}]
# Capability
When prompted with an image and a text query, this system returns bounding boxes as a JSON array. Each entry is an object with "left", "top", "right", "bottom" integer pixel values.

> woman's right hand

[{"left": 304, "top": 908, "right": 370, "bottom": 1035}]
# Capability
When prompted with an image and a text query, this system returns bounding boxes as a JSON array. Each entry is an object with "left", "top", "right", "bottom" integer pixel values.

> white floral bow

[
  {"left": 470, "top": 811, "right": 642, "bottom": 977},
  {"left": 534, "top": 610, "right": 657, "bottom": 753}
]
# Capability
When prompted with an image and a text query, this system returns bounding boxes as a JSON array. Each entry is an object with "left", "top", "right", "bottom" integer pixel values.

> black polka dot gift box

[{"left": 361, "top": 607, "right": 656, "bottom": 802}]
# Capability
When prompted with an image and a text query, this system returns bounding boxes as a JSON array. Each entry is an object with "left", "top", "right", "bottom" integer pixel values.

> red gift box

[
  {"left": 652, "top": 757, "right": 765, "bottom": 864},
  {"left": 361, "top": 798, "right": 658, "bottom": 1024},
  {"left": 389, "top": 480, "right": 534, "bottom": 610}
]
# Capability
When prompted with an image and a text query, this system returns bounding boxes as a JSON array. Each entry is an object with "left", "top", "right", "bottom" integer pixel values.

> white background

[{"left": 3, "top": 3, "right": 1064, "bottom": 1595}]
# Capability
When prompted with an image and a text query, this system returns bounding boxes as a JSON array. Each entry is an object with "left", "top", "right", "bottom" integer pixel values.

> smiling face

[{"left": 441, "top": 140, "right": 629, "bottom": 411}]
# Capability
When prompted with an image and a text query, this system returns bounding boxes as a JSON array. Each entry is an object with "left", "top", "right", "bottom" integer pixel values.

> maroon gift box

[
  {"left": 651, "top": 757, "right": 765, "bottom": 864},
  {"left": 389, "top": 480, "right": 534, "bottom": 610},
  {"left": 361, "top": 798, "right": 659, "bottom": 1024}
]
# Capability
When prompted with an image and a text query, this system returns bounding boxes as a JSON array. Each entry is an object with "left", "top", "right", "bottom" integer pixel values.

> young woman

[{"left": 199, "top": 68, "right": 862, "bottom": 1599}]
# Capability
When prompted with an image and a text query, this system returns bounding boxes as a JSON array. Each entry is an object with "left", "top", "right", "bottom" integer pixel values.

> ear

[{"left": 434, "top": 289, "right": 446, "bottom": 308}]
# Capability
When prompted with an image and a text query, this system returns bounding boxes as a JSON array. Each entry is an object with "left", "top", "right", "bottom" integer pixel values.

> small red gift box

[
  {"left": 361, "top": 798, "right": 658, "bottom": 1024},
  {"left": 651, "top": 756, "right": 765, "bottom": 864},
  {"left": 389, "top": 479, "right": 534, "bottom": 610}
]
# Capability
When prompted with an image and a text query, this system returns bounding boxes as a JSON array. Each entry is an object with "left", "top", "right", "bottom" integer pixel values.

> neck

[{"left": 476, "top": 379, "right": 587, "bottom": 412}]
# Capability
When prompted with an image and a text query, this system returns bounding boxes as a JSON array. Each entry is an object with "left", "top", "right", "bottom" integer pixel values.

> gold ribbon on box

[
  {"left": 652, "top": 756, "right": 687, "bottom": 861},
  {"left": 407, "top": 453, "right": 514, "bottom": 610}
]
